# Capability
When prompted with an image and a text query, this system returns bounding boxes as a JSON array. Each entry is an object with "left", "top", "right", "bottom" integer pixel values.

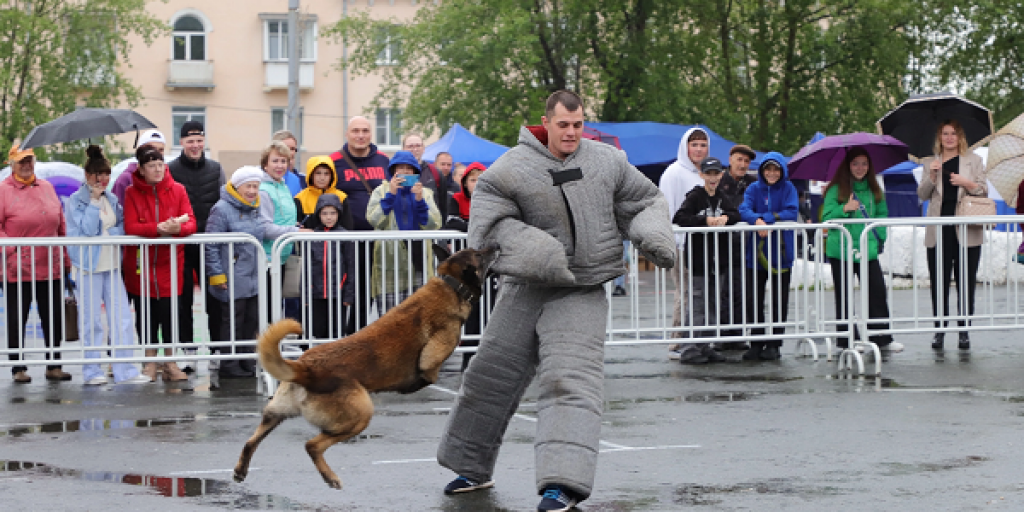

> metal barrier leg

[{"left": 795, "top": 337, "right": 819, "bottom": 360}]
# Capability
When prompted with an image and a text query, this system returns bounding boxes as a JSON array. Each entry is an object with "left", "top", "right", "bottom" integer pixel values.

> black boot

[
  {"left": 218, "top": 360, "right": 255, "bottom": 379},
  {"left": 760, "top": 345, "right": 782, "bottom": 360},
  {"left": 742, "top": 343, "right": 764, "bottom": 361},
  {"left": 958, "top": 332, "right": 970, "bottom": 350},
  {"left": 931, "top": 333, "right": 944, "bottom": 350}
]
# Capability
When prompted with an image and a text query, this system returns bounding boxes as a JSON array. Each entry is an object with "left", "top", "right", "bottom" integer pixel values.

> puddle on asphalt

[
  {"left": 684, "top": 392, "right": 751, "bottom": 403},
  {"left": 675, "top": 479, "right": 843, "bottom": 506},
  {"left": 0, "top": 412, "right": 259, "bottom": 438},
  {"left": 690, "top": 374, "right": 803, "bottom": 383},
  {"left": 879, "top": 455, "right": 989, "bottom": 476},
  {"left": 0, "top": 461, "right": 321, "bottom": 510},
  {"left": 10, "top": 397, "right": 79, "bottom": 405}
]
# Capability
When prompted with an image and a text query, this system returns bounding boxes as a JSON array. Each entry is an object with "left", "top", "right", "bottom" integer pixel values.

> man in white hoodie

[{"left": 658, "top": 127, "right": 709, "bottom": 359}]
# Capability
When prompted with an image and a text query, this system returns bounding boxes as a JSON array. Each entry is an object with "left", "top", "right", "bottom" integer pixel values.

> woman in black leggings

[{"left": 917, "top": 120, "right": 988, "bottom": 350}]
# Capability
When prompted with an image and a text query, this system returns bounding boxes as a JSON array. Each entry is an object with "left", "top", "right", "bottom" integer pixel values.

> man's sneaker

[
  {"left": 612, "top": 285, "right": 627, "bottom": 297},
  {"left": 117, "top": 374, "right": 153, "bottom": 385},
  {"left": 703, "top": 348, "right": 727, "bottom": 363},
  {"left": 668, "top": 346, "right": 683, "bottom": 360},
  {"left": 679, "top": 349, "right": 709, "bottom": 365},
  {"left": 537, "top": 486, "right": 578, "bottom": 512},
  {"left": 881, "top": 342, "right": 904, "bottom": 353},
  {"left": 84, "top": 375, "right": 108, "bottom": 386},
  {"left": 443, "top": 475, "right": 494, "bottom": 495}
]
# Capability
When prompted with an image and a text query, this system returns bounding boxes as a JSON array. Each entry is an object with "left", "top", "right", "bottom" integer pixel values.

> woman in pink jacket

[{"left": 1, "top": 143, "right": 71, "bottom": 384}]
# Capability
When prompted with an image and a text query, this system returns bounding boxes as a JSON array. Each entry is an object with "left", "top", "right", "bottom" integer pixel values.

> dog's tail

[{"left": 258, "top": 319, "right": 308, "bottom": 384}]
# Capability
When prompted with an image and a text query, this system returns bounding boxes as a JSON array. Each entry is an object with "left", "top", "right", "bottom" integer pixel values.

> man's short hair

[
  {"left": 260, "top": 140, "right": 293, "bottom": 169},
  {"left": 402, "top": 133, "right": 424, "bottom": 147},
  {"left": 271, "top": 130, "right": 297, "bottom": 143},
  {"left": 436, "top": 151, "right": 452, "bottom": 161},
  {"left": 688, "top": 130, "right": 708, "bottom": 143},
  {"left": 545, "top": 90, "right": 584, "bottom": 116}
]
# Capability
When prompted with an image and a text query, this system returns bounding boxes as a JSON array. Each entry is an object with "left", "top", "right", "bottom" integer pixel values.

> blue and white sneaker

[
  {"left": 537, "top": 486, "right": 578, "bottom": 511},
  {"left": 443, "top": 475, "right": 494, "bottom": 495}
]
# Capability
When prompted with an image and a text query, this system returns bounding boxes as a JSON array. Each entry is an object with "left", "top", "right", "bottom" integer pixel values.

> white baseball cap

[{"left": 138, "top": 130, "right": 167, "bottom": 147}]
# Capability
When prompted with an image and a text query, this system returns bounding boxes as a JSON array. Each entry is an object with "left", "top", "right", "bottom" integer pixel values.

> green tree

[
  {"left": 0, "top": 0, "right": 163, "bottom": 158},
  {"left": 328, "top": 0, "right": 916, "bottom": 153},
  {"left": 918, "top": 1, "right": 1024, "bottom": 129}
]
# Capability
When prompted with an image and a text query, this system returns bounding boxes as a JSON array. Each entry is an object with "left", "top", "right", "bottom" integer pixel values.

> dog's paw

[
  {"left": 233, "top": 470, "right": 246, "bottom": 483},
  {"left": 325, "top": 477, "right": 343, "bottom": 490}
]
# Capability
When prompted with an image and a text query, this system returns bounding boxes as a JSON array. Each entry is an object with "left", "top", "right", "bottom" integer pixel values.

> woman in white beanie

[{"left": 204, "top": 166, "right": 309, "bottom": 379}]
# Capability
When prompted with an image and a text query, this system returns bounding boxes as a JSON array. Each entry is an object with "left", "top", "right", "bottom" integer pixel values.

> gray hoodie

[{"left": 468, "top": 126, "right": 676, "bottom": 286}]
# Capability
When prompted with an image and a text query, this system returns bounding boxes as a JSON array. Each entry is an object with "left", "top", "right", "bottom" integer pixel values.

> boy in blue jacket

[{"left": 737, "top": 152, "right": 799, "bottom": 361}]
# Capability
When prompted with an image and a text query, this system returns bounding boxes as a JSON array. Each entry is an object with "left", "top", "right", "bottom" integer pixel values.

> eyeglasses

[{"left": 404, "top": 144, "right": 424, "bottom": 149}]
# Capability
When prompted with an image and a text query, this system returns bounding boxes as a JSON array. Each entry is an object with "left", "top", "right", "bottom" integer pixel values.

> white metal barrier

[
  {"left": 849, "top": 215, "right": 1024, "bottom": 375},
  {"left": 1, "top": 234, "right": 266, "bottom": 372}
]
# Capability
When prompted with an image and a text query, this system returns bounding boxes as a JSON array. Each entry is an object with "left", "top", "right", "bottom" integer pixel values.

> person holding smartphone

[{"left": 365, "top": 150, "right": 441, "bottom": 314}]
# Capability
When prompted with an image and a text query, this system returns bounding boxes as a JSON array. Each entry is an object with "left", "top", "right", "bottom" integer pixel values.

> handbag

[
  {"left": 956, "top": 196, "right": 997, "bottom": 217},
  {"left": 64, "top": 290, "right": 80, "bottom": 342},
  {"left": 282, "top": 253, "right": 303, "bottom": 298}
]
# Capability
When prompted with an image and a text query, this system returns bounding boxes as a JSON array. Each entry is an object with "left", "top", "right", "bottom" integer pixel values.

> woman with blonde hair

[{"left": 917, "top": 119, "right": 988, "bottom": 350}]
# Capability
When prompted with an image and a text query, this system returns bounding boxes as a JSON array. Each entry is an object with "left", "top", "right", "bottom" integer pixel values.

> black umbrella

[
  {"left": 876, "top": 92, "right": 993, "bottom": 159},
  {"left": 20, "top": 108, "right": 158, "bottom": 149}
]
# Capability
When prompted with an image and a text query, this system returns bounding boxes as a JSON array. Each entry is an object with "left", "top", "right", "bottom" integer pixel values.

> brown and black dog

[{"left": 233, "top": 244, "right": 494, "bottom": 490}]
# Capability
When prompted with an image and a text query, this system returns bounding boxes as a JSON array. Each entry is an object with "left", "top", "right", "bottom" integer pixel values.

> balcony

[
  {"left": 166, "top": 60, "right": 215, "bottom": 91},
  {"left": 263, "top": 62, "right": 314, "bottom": 91}
]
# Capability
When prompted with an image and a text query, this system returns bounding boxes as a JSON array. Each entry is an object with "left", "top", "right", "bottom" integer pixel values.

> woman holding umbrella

[
  {"left": 820, "top": 147, "right": 902, "bottom": 353},
  {"left": 917, "top": 120, "right": 988, "bottom": 350}
]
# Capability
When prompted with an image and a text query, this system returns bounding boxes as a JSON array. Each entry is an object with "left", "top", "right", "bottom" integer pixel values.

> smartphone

[{"left": 402, "top": 174, "right": 420, "bottom": 187}]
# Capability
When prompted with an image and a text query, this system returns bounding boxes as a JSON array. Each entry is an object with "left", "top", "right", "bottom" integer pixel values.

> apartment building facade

[{"left": 118, "top": 0, "right": 422, "bottom": 174}]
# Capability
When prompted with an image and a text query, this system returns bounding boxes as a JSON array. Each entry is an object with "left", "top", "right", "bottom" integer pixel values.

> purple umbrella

[
  {"left": 44, "top": 175, "right": 82, "bottom": 199},
  {"left": 789, "top": 132, "right": 909, "bottom": 181}
]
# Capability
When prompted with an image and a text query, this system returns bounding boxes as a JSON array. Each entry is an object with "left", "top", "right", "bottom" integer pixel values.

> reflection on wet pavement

[
  {"left": 0, "top": 413, "right": 259, "bottom": 438},
  {"left": 0, "top": 461, "right": 323, "bottom": 510},
  {"left": 675, "top": 479, "right": 845, "bottom": 506}
]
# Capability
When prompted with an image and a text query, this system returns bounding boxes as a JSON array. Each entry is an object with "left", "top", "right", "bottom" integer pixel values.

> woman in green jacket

[{"left": 821, "top": 147, "right": 901, "bottom": 352}]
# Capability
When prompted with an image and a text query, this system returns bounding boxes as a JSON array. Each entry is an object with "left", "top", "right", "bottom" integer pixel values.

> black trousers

[
  {"left": 345, "top": 240, "right": 374, "bottom": 335},
  {"left": 828, "top": 258, "right": 893, "bottom": 347},
  {"left": 6, "top": 279, "right": 63, "bottom": 374},
  {"left": 180, "top": 244, "right": 223, "bottom": 348},
  {"left": 747, "top": 267, "right": 792, "bottom": 349},
  {"left": 128, "top": 293, "right": 173, "bottom": 349},
  {"left": 219, "top": 296, "right": 259, "bottom": 372},
  {"left": 927, "top": 228, "right": 981, "bottom": 331},
  {"left": 311, "top": 298, "right": 346, "bottom": 340}
]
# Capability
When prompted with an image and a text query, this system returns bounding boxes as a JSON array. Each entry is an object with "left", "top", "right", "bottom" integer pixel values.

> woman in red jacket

[{"left": 122, "top": 146, "right": 197, "bottom": 381}]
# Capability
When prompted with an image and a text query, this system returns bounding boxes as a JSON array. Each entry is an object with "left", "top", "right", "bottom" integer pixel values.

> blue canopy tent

[
  {"left": 586, "top": 122, "right": 773, "bottom": 184},
  {"left": 422, "top": 123, "right": 509, "bottom": 167},
  {"left": 879, "top": 161, "right": 922, "bottom": 218}
]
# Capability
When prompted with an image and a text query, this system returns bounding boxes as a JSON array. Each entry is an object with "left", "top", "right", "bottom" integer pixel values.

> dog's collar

[{"left": 441, "top": 274, "right": 477, "bottom": 303}]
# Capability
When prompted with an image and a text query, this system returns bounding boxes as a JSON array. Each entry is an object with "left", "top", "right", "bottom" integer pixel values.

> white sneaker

[
  {"left": 882, "top": 342, "right": 904, "bottom": 353},
  {"left": 117, "top": 374, "right": 153, "bottom": 385},
  {"left": 84, "top": 375, "right": 109, "bottom": 386},
  {"left": 668, "top": 348, "right": 682, "bottom": 360}
]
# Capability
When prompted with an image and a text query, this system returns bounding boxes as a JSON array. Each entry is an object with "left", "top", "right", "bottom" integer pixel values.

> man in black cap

[
  {"left": 671, "top": 156, "right": 742, "bottom": 363},
  {"left": 167, "top": 120, "right": 226, "bottom": 372}
]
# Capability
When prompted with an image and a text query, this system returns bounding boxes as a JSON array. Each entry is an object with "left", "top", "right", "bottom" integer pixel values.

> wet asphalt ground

[{"left": 3, "top": 273, "right": 1024, "bottom": 511}]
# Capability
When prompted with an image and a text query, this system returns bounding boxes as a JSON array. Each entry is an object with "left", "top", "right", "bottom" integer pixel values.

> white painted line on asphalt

[
  {"left": 372, "top": 458, "right": 436, "bottom": 465},
  {"left": 599, "top": 440, "right": 631, "bottom": 450},
  {"left": 600, "top": 444, "right": 700, "bottom": 453},
  {"left": 169, "top": 468, "right": 258, "bottom": 475}
]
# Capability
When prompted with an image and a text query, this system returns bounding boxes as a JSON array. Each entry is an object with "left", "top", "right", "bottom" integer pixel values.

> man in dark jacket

[
  {"left": 719, "top": 144, "right": 757, "bottom": 205},
  {"left": 167, "top": 120, "right": 226, "bottom": 371},
  {"left": 330, "top": 116, "right": 389, "bottom": 333},
  {"left": 672, "top": 157, "right": 742, "bottom": 364},
  {"left": 420, "top": 151, "right": 456, "bottom": 221}
]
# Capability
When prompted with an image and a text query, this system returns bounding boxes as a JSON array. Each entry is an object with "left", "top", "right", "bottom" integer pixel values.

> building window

[
  {"left": 172, "top": 106, "right": 206, "bottom": 146},
  {"left": 375, "top": 108, "right": 402, "bottom": 147},
  {"left": 172, "top": 15, "right": 206, "bottom": 61},
  {"left": 263, "top": 18, "right": 317, "bottom": 62},
  {"left": 375, "top": 25, "right": 401, "bottom": 66},
  {"left": 271, "top": 107, "right": 304, "bottom": 145}
]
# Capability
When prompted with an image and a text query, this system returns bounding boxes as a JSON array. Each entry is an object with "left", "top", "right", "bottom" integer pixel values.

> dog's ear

[{"left": 433, "top": 243, "right": 452, "bottom": 263}]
